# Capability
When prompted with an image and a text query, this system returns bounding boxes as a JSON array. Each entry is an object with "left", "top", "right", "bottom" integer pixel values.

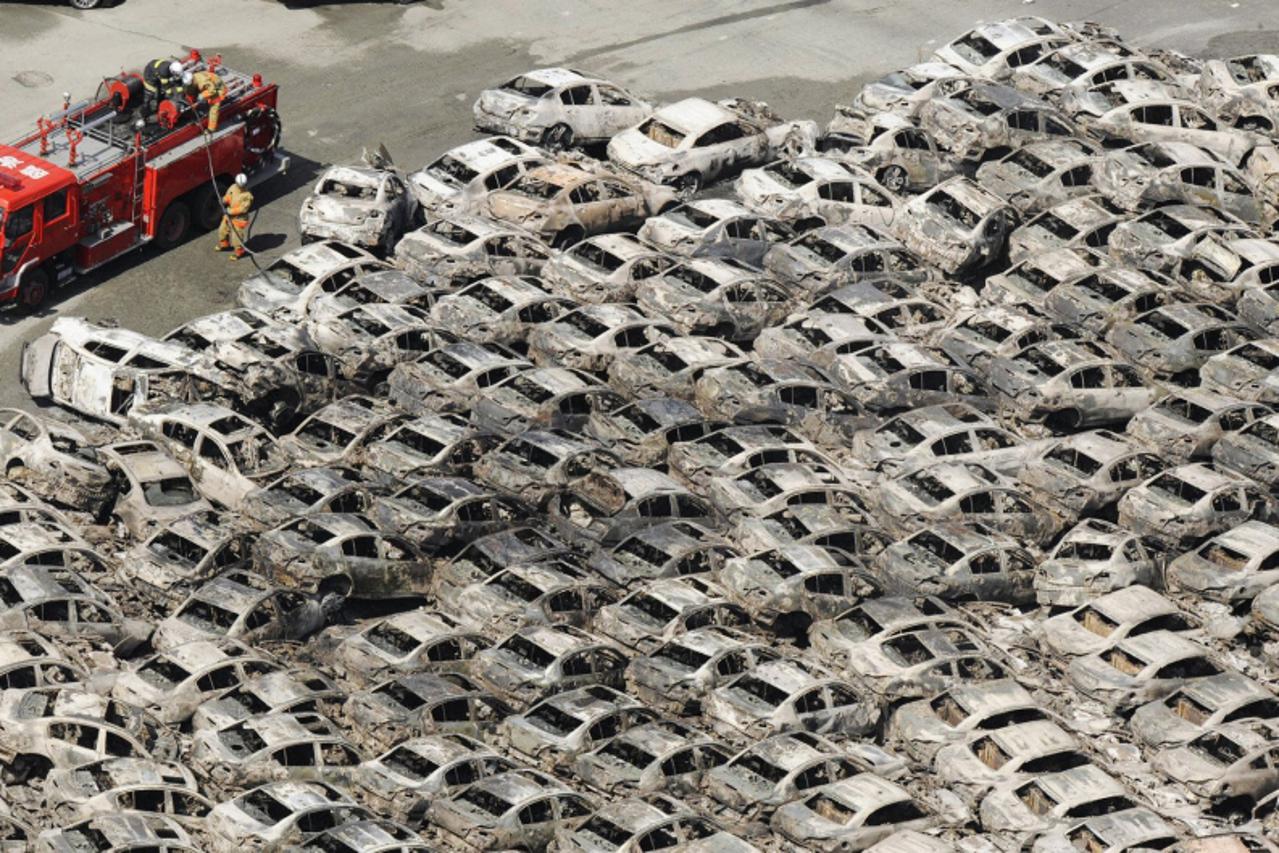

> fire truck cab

[{"left": 0, "top": 51, "right": 286, "bottom": 310}]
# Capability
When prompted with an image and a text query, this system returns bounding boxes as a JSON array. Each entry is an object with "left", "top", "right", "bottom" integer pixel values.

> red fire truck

[{"left": 0, "top": 51, "right": 287, "bottom": 310}]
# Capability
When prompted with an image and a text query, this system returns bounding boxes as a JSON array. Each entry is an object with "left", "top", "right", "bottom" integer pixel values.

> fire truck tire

[
  {"left": 155, "top": 201, "right": 191, "bottom": 250},
  {"left": 190, "top": 185, "right": 225, "bottom": 232},
  {"left": 70, "top": 0, "right": 103, "bottom": 8},
  {"left": 17, "top": 268, "right": 50, "bottom": 312}
]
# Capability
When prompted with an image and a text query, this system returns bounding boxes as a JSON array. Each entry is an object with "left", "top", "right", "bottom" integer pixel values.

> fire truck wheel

[
  {"left": 155, "top": 201, "right": 191, "bottom": 250},
  {"left": 190, "top": 185, "right": 224, "bottom": 232},
  {"left": 18, "top": 268, "right": 50, "bottom": 312},
  {"left": 70, "top": 0, "right": 103, "bottom": 8}
]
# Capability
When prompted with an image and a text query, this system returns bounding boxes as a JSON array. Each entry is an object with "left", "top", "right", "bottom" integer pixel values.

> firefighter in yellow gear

[
  {"left": 217, "top": 174, "right": 253, "bottom": 260},
  {"left": 185, "top": 69, "right": 228, "bottom": 131}
]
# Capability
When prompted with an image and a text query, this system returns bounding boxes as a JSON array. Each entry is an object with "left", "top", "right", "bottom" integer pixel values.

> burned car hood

[{"left": 303, "top": 196, "right": 379, "bottom": 225}]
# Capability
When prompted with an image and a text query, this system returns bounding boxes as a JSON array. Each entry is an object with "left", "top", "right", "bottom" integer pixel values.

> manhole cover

[{"left": 13, "top": 71, "right": 54, "bottom": 88}]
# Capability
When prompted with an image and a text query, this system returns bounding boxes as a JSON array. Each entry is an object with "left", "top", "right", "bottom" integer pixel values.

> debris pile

[{"left": 8, "top": 16, "right": 1279, "bottom": 851}]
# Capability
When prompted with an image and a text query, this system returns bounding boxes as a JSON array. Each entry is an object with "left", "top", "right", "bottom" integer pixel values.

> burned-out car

[
  {"left": 97, "top": 441, "right": 213, "bottom": 539},
  {"left": 1011, "top": 38, "right": 1177, "bottom": 97},
  {"left": 819, "top": 114, "right": 962, "bottom": 194},
  {"left": 933, "top": 17, "right": 1071, "bottom": 80},
  {"left": 0, "top": 564, "right": 148, "bottom": 653},
  {"left": 1006, "top": 194, "right": 1129, "bottom": 262},
  {"left": 917, "top": 82, "right": 1077, "bottom": 162},
  {"left": 1041, "top": 266, "right": 1174, "bottom": 335},
  {"left": 430, "top": 275, "right": 572, "bottom": 346},
  {"left": 540, "top": 233, "right": 676, "bottom": 303},
  {"left": 35, "top": 815, "right": 201, "bottom": 853},
  {"left": 151, "top": 570, "right": 326, "bottom": 651},
  {"left": 1128, "top": 389, "right": 1273, "bottom": 463},
  {"left": 474, "top": 429, "right": 620, "bottom": 507},
  {"left": 979, "top": 763, "right": 1134, "bottom": 837},
  {"left": 550, "top": 468, "right": 719, "bottom": 547},
  {"left": 235, "top": 240, "right": 387, "bottom": 319},
  {"left": 1201, "top": 340, "right": 1279, "bottom": 405},
  {"left": 470, "top": 624, "right": 629, "bottom": 708},
  {"left": 625, "top": 626, "right": 778, "bottom": 717},
  {"left": 873, "top": 462, "right": 1062, "bottom": 545},
  {"left": 1039, "top": 585, "right": 1199, "bottom": 658},
  {"left": 762, "top": 224, "right": 940, "bottom": 297},
  {"left": 736, "top": 157, "right": 899, "bottom": 229},
  {"left": 163, "top": 308, "right": 344, "bottom": 431},
  {"left": 1116, "top": 462, "right": 1271, "bottom": 546},
  {"left": 705, "top": 730, "right": 904, "bottom": 822},
  {"left": 499, "top": 684, "right": 653, "bottom": 770},
  {"left": 473, "top": 68, "right": 652, "bottom": 148},
  {"left": 328, "top": 608, "right": 488, "bottom": 687},
  {"left": 635, "top": 258, "right": 795, "bottom": 341},
  {"left": 481, "top": 161, "right": 677, "bottom": 248},
  {"left": 1129, "top": 670, "right": 1279, "bottom": 749},
  {"left": 1018, "top": 428, "right": 1165, "bottom": 516},
  {"left": 342, "top": 673, "right": 511, "bottom": 750},
  {"left": 352, "top": 734, "right": 517, "bottom": 826},
  {"left": 668, "top": 423, "right": 832, "bottom": 491},
  {"left": 1198, "top": 54, "right": 1279, "bottom": 131},
  {"left": 869, "top": 522, "right": 1038, "bottom": 603},
  {"left": 703, "top": 657, "right": 879, "bottom": 741},
  {"left": 407, "top": 135, "right": 545, "bottom": 213},
  {"left": 1164, "top": 520, "right": 1279, "bottom": 603},
  {"left": 1077, "top": 81, "right": 1262, "bottom": 165},
  {"left": 1035, "top": 518, "right": 1161, "bottom": 606},
  {"left": 205, "top": 780, "right": 366, "bottom": 851},
  {"left": 637, "top": 198, "right": 797, "bottom": 269},
  {"left": 553, "top": 795, "right": 755, "bottom": 853},
  {"left": 1093, "top": 141, "right": 1262, "bottom": 222},
  {"left": 588, "top": 521, "right": 735, "bottom": 588},
  {"left": 280, "top": 395, "right": 404, "bottom": 466},
  {"left": 572, "top": 718, "right": 730, "bottom": 798},
  {"left": 20, "top": 317, "right": 238, "bottom": 427},
  {"left": 1106, "top": 302, "right": 1254, "bottom": 382},
  {"left": 394, "top": 214, "right": 552, "bottom": 284},
  {"left": 1213, "top": 412, "right": 1279, "bottom": 491},
  {"left": 935, "top": 720, "right": 1088, "bottom": 810},
  {"left": 1066, "top": 630, "right": 1223, "bottom": 710},
  {"left": 527, "top": 303, "right": 673, "bottom": 374},
  {"left": 470, "top": 366, "right": 609, "bottom": 435},
  {"left": 1108, "top": 204, "right": 1256, "bottom": 275},
  {"left": 190, "top": 710, "right": 361, "bottom": 795},
  {"left": 239, "top": 466, "right": 372, "bottom": 530},
  {"left": 693, "top": 360, "right": 864, "bottom": 442},
  {"left": 370, "top": 476, "right": 523, "bottom": 554},
  {"left": 447, "top": 559, "right": 614, "bottom": 638},
  {"left": 115, "top": 510, "right": 251, "bottom": 606},
  {"left": 388, "top": 341, "right": 531, "bottom": 416},
  {"left": 607, "top": 97, "right": 818, "bottom": 195},
  {"left": 594, "top": 576, "right": 749, "bottom": 653},
  {"left": 304, "top": 302, "right": 449, "bottom": 389},
  {"left": 986, "top": 339, "right": 1157, "bottom": 432},
  {"left": 974, "top": 138, "right": 1098, "bottom": 214},
  {"left": 428, "top": 768, "right": 593, "bottom": 851},
  {"left": 584, "top": 395, "right": 709, "bottom": 468},
  {"left": 825, "top": 341, "right": 988, "bottom": 413},
  {"left": 887, "top": 678, "right": 1052, "bottom": 763},
  {"left": 608, "top": 336, "right": 746, "bottom": 400},
  {"left": 111, "top": 638, "right": 281, "bottom": 725},
  {"left": 42, "top": 756, "right": 210, "bottom": 825},
  {"left": 850, "top": 403, "right": 1037, "bottom": 476},
  {"left": 253, "top": 512, "right": 429, "bottom": 601},
  {"left": 0, "top": 408, "right": 112, "bottom": 516},
  {"left": 892, "top": 177, "right": 1016, "bottom": 274},
  {"left": 771, "top": 773, "right": 937, "bottom": 853},
  {"left": 128, "top": 401, "right": 293, "bottom": 509},
  {"left": 299, "top": 163, "right": 420, "bottom": 254}
]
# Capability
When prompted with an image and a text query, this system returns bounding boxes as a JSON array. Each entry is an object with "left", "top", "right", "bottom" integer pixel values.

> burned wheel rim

[
  {"left": 675, "top": 172, "right": 701, "bottom": 199},
  {"left": 880, "top": 165, "right": 908, "bottom": 192},
  {"left": 543, "top": 124, "right": 574, "bottom": 151},
  {"left": 70, "top": 0, "right": 101, "bottom": 7}
]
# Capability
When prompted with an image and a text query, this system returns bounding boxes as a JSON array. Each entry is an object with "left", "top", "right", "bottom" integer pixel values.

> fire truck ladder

[{"left": 129, "top": 144, "right": 146, "bottom": 226}]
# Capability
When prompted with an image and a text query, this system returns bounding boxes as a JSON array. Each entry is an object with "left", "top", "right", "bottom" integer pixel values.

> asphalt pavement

[{"left": 0, "top": 0, "right": 1274, "bottom": 410}]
